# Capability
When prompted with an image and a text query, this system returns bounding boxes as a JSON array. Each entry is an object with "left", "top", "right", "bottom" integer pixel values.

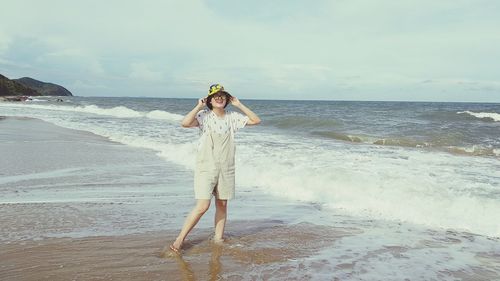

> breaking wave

[
  {"left": 457, "top": 111, "right": 500, "bottom": 122},
  {"left": 0, "top": 103, "right": 183, "bottom": 122},
  {"left": 312, "top": 131, "right": 499, "bottom": 157}
]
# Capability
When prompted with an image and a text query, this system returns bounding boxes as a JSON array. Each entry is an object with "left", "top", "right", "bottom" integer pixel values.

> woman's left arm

[{"left": 231, "top": 97, "right": 261, "bottom": 125}]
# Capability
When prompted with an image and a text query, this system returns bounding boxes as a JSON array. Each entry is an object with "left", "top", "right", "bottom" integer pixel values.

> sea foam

[
  {"left": 1, "top": 101, "right": 499, "bottom": 237},
  {"left": 0, "top": 103, "right": 183, "bottom": 121},
  {"left": 458, "top": 111, "right": 500, "bottom": 122},
  {"left": 234, "top": 139, "right": 500, "bottom": 237}
]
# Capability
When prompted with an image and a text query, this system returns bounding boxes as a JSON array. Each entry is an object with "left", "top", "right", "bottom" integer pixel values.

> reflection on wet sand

[
  {"left": 162, "top": 242, "right": 224, "bottom": 281},
  {"left": 209, "top": 244, "right": 223, "bottom": 281},
  {"left": 0, "top": 219, "right": 355, "bottom": 280},
  {"left": 172, "top": 253, "right": 196, "bottom": 281},
  {"left": 4, "top": 217, "right": 498, "bottom": 280},
  {"left": 159, "top": 220, "right": 356, "bottom": 280}
]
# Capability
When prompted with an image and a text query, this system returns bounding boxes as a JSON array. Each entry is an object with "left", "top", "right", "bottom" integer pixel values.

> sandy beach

[
  {"left": 1, "top": 220, "right": 353, "bottom": 281},
  {"left": 0, "top": 117, "right": 349, "bottom": 280},
  {"left": 1, "top": 115, "right": 499, "bottom": 281}
]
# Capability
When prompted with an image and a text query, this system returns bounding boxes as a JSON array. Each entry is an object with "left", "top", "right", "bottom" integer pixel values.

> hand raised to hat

[
  {"left": 197, "top": 97, "right": 207, "bottom": 108},
  {"left": 230, "top": 96, "right": 242, "bottom": 107}
]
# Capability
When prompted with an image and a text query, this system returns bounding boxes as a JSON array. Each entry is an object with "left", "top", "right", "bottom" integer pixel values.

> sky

[{"left": 1, "top": 0, "right": 499, "bottom": 102}]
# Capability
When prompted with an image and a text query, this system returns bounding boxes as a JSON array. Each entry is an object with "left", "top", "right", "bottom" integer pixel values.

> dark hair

[{"left": 207, "top": 91, "right": 232, "bottom": 110}]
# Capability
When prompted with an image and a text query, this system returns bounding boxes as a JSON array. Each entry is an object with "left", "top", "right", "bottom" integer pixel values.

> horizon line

[{"left": 73, "top": 95, "right": 500, "bottom": 104}]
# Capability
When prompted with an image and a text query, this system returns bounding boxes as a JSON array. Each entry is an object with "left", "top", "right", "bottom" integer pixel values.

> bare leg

[
  {"left": 172, "top": 199, "right": 211, "bottom": 250},
  {"left": 214, "top": 199, "right": 227, "bottom": 242}
]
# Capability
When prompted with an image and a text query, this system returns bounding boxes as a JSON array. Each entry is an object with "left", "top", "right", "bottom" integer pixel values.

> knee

[
  {"left": 216, "top": 200, "right": 227, "bottom": 211},
  {"left": 194, "top": 202, "right": 210, "bottom": 214}
]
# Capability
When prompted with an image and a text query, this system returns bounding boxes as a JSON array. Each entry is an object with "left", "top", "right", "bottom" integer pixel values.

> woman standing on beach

[{"left": 168, "top": 84, "right": 261, "bottom": 254}]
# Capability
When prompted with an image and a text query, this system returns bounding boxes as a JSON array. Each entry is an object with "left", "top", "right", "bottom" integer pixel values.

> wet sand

[
  {"left": 2, "top": 116, "right": 499, "bottom": 281},
  {"left": 0, "top": 117, "right": 351, "bottom": 280},
  {"left": 0, "top": 221, "right": 353, "bottom": 281}
]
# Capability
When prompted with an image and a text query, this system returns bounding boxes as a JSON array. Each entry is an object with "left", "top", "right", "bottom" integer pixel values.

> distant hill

[
  {"left": 0, "top": 74, "right": 73, "bottom": 97},
  {"left": 14, "top": 77, "right": 73, "bottom": 96},
  {"left": 0, "top": 74, "right": 40, "bottom": 96}
]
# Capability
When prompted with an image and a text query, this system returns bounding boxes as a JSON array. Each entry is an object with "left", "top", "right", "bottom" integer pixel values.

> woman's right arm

[{"left": 181, "top": 98, "right": 206, "bottom": 128}]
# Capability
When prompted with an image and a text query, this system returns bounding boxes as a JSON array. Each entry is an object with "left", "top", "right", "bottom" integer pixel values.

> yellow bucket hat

[{"left": 208, "top": 84, "right": 225, "bottom": 96}]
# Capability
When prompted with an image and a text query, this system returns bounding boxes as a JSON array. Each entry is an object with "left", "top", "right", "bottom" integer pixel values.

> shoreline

[
  {"left": 0, "top": 220, "right": 350, "bottom": 281},
  {"left": 1, "top": 115, "right": 499, "bottom": 280},
  {"left": 0, "top": 116, "right": 349, "bottom": 280}
]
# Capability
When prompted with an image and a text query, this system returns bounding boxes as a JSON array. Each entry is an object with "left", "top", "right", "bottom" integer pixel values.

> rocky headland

[{"left": 0, "top": 74, "right": 73, "bottom": 101}]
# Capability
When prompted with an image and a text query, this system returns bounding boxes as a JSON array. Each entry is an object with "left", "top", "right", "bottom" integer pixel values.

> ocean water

[{"left": 1, "top": 97, "right": 499, "bottom": 280}]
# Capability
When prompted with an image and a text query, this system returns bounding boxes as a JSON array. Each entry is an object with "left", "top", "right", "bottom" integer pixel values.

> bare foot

[
  {"left": 159, "top": 241, "right": 182, "bottom": 257},
  {"left": 171, "top": 239, "right": 183, "bottom": 253},
  {"left": 169, "top": 244, "right": 181, "bottom": 255},
  {"left": 212, "top": 237, "right": 225, "bottom": 244}
]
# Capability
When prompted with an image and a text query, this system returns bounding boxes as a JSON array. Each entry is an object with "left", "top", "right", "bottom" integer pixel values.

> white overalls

[{"left": 194, "top": 110, "right": 248, "bottom": 200}]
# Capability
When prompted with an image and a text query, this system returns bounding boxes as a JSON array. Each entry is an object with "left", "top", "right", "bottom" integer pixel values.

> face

[{"left": 210, "top": 93, "right": 228, "bottom": 108}]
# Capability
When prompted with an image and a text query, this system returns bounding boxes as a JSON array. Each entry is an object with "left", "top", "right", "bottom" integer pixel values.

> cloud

[
  {"left": 0, "top": 29, "right": 12, "bottom": 55},
  {"left": 71, "top": 80, "right": 108, "bottom": 90},
  {"left": 418, "top": 78, "right": 500, "bottom": 92},
  {"left": 129, "top": 62, "right": 163, "bottom": 82},
  {"left": 256, "top": 63, "right": 332, "bottom": 92},
  {"left": 35, "top": 47, "right": 106, "bottom": 76},
  {"left": 203, "top": 0, "right": 330, "bottom": 22},
  {"left": 0, "top": 1, "right": 499, "bottom": 101}
]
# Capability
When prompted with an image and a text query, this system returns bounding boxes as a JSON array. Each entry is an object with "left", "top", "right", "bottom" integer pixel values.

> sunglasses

[{"left": 213, "top": 95, "right": 227, "bottom": 100}]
